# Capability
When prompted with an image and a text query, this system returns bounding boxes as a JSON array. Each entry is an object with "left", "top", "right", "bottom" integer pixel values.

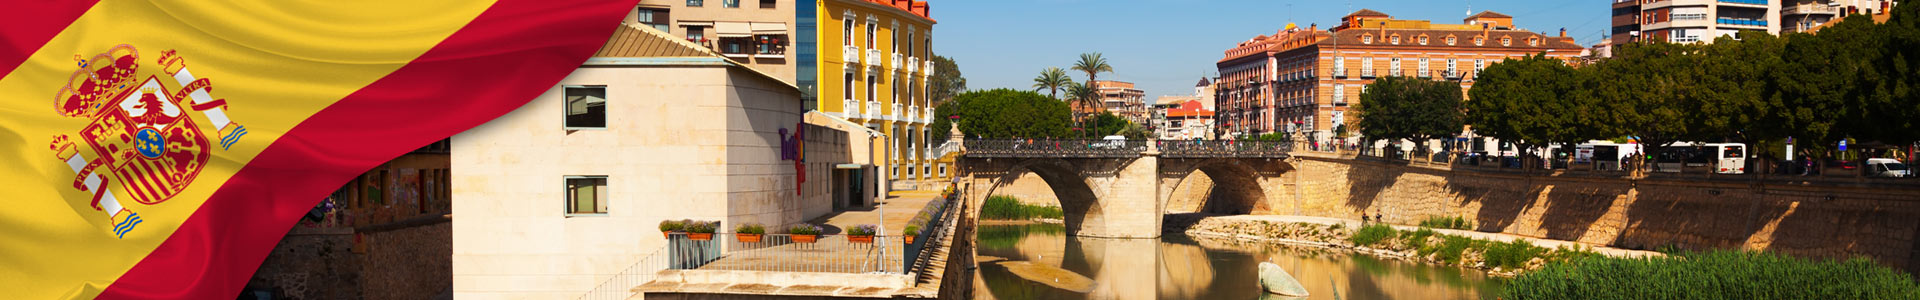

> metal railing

[
  {"left": 962, "top": 139, "right": 1147, "bottom": 158},
  {"left": 575, "top": 234, "right": 725, "bottom": 300},
  {"left": 904, "top": 191, "right": 961, "bottom": 276},
  {"left": 1158, "top": 139, "right": 1292, "bottom": 158},
  {"left": 693, "top": 233, "right": 904, "bottom": 274}
]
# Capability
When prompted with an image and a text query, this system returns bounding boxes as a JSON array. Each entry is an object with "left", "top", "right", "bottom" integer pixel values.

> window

[
  {"left": 843, "top": 69, "right": 855, "bottom": 108},
  {"left": 1333, "top": 84, "right": 1345, "bottom": 104},
  {"left": 1417, "top": 36, "right": 1428, "bottom": 45},
  {"left": 891, "top": 24, "right": 899, "bottom": 53},
  {"left": 1361, "top": 58, "right": 1374, "bottom": 76},
  {"left": 687, "top": 0, "right": 702, "bottom": 7},
  {"left": 684, "top": 26, "right": 707, "bottom": 44},
  {"left": 718, "top": 37, "right": 751, "bottom": 55},
  {"left": 1389, "top": 57, "right": 1401, "bottom": 75},
  {"left": 1528, "top": 38, "right": 1539, "bottom": 47},
  {"left": 1362, "top": 35, "right": 1373, "bottom": 44},
  {"left": 1474, "top": 59, "right": 1486, "bottom": 72},
  {"left": 1475, "top": 36, "right": 1485, "bottom": 46},
  {"left": 564, "top": 176, "right": 608, "bottom": 215},
  {"left": 1334, "top": 57, "right": 1345, "bottom": 72},
  {"left": 760, "top": 0, "right": 775, "bottom": 9},
  {"left": 637, "top": 8, "right": 670, "bottom": 32},
  {"left": 866, "top": 18, "right": 877, "bottom": 48},
  {"left": 842, "top": 16, "right": 854, "bottom": 46},
  {"left": 1446, "top": 36, "right": 1457, "bottom": 45},
  {"left": 1390, "top": 35, "right": 1400, "bottom": 44},
  {"left": 1417, "top": 58, "right": 1430, "bottom": 76},
  {"left": 1501, "top": 37, "right": 1512, "bottom": 46},
  {"left": 754, "top": 34, "right": 786, "bottom": 55},
  {"left": 905, "top": 28, "right": 914, "bottom": 57},
  {"left": 723, "top": 0, "right": 739, "bottom": 8},
  {"left": 564, "top": 85, "right": 606, "bottom": 129},
  {"left": 866, "top": 73, "right": 876, "bottom": 105}
]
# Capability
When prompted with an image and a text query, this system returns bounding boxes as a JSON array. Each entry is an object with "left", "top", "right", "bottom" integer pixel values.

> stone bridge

[{"left": 956, "top": 139, "right": 1295, "bottom": 238}]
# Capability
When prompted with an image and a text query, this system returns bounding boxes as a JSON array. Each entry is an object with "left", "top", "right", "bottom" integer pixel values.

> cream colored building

[
  {"left": 450, "top": 23, "right": 851, "bottom": 299},
  {"left": 629, "top": 0, "right": 796, "bottom": 80}
]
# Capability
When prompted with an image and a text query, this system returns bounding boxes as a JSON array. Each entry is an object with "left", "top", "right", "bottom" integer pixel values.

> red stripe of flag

[
  {"left": 94, "top": 0, "right": 639, "bottom": 298},
  {"left": 0, "top": 1, "right": 100, "bottom": 77}
]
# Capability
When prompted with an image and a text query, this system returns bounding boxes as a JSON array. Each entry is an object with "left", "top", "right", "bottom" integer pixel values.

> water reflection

[{"left": 975, "top": 223, "right": 1507, "bottom": 300}]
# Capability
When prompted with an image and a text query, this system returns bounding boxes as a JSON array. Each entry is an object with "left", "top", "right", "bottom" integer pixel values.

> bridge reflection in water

[{"left": 973, "top": 223, "right": 1507, "bottom": 300}]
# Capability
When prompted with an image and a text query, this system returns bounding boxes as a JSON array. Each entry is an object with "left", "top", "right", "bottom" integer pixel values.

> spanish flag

[{"left": 0, "top": 1, "right": 637, "bottom": 298}]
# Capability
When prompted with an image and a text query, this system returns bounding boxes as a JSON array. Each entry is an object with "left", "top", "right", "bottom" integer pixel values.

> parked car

[{"left": 1866, "top": 158, "right": 1912, "bottom": 178}]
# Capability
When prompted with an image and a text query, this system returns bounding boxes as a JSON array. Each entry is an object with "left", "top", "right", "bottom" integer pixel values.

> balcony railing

[
  {"left": 890, "top": 53, "right": 904, "bottom": 71},
  {"left": 906, "top": 56, "right": 920, "bottom": 74},
  {"left": 907, "top": 105, "right": 920, "bottom": 123},
  {"left": 1418, "top": 68, "right": 1432, "bottom": 78},
  {"left": 1784, "top": 3, "right": 1840, "bottom": 15},
  {"left": 1158, "top": 139, "right": 1293, "bottom": 158},
  {"left": 1444, "top": 69, "right": 1460, "bottom": 79},
  {"left": 891, "top": 103, "right": 903, "bottom": 121},
  {"left": 923, "top": 107, "right": 934, "bottom": 123},
  {"left": 844, "top": 98, "right": 860, "bottom": 117},
  {"left": 1361, "top": 69, "right": 1375, "bottom": 78},
  {"left": 922, "top": 59, "right": 935, "bottom": 76},
  {"left": 842, "top": 45, "right": 860, "bottom": 63},
  {"left": 1718, "top": 0, "right": 1767, "bottom": 6},
  {"left": 865, "top": 48, "right": 883, "bottom": 68},
  {"left": 1716, "top": 18, "right": 1768, "bottom": 27},
  {"left": 962, "top": 139, "right": 1147, "bottom": 158},
  {"left": 678, "top": 233, "right": 904, "bottom": 274},
  {"left": 1333, "top": 68, "right": 1346, "bottom": 78},
  {"left": 867, "top": 100, "right": 881, "bottom": 119}
]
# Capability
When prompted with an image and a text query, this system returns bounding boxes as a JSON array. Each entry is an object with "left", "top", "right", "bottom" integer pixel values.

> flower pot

[
  {"left": 792, "top": 234, "right": 819, "bottom": 243},
  {"left": 663, "top": 231, "right": 679, "bottom": 239},
  {"left": 689, "top": 233, "right": 714, "bottom": 241},
  {"left": 849, "top": 235, "right": 874, "bottom": 244},
  {"left": 737, "top": 233, "right": 764, "bottom": 243},
  {"left": 903, "top": 235, "right": 916, "bottom": 244}
]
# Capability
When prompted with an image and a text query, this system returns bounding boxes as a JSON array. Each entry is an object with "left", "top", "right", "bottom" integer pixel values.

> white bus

[{"left": 1706, "top": 143, "right": 1746, "bottom": 174}]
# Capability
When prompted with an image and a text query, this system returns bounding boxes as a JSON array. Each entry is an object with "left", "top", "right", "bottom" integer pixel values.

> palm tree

[
  {"left": 1070, "top": 53, "right": 1114, "bottom": 137},
  {"left": 1031, "top": 67, "right": 1072, "bottom": 99},
  {"left": 1063, "top": 81, "right": 1095, "bottom": 136}
]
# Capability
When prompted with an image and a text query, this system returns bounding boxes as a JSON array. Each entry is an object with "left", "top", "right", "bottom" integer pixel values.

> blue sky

[{"left": 931, "top": 0, "right": 1611, "bottom": 99}]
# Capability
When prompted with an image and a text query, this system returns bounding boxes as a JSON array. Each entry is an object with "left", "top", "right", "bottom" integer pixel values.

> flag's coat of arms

[{"left": 49, "top": 45, "right": 240, "bottom": 239}]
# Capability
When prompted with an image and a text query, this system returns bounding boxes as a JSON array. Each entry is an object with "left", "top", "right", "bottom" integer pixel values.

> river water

[{"left": 974, "top": 223, "right": 1507, "bottom": 300}]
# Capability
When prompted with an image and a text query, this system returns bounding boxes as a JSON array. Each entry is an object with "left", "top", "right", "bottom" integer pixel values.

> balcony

[
  {"left": 842, "top": 45, "right": 860, "bottom": 63},
  {"left": 923, "top": 107, "right": 934, "bottom": 123},
  {"left": 864, "top": 48, "right": 882, "bottom": 68},
  {"left": 1333, "top": 68, "right": 1347, "bottom": 78},
  {"left": 1444, "top": 69, "right": 1460, "bottom": 79},
  {"left": 923, "top": 59, "right": 935, "bottom": 76},
  {"left": 891, "top": 103, "right": 903, "bottom": 121},
  {"left": 844, "top": 98, "right": 861, "bottom": 117},
  {"left": 907, "top": 105, "right": 920, "bottom": 123},
  {"left": 1716, "top": 18, "right": 1768, "bottom": 28},
  {"left": 1784, "top": 3, "right": 1839, "bottom": 15},
  {"left": 1717, "top": 0, "right": 1768, "bottom": 8},
  {"left": 1418, "top": 69, "right": 1432, "bottom": 78},
  {"left": 867, "top": 100, "right": 881, "bottom": 120},
  {"left": 1361, "top": 69, "right": 1375, "bottom": 78},
  {"left": 889, "top": 52, "right": 903, "bottom": 72},
  {"left": 906, "top": 57, "right": 919, "bottom": 75}
]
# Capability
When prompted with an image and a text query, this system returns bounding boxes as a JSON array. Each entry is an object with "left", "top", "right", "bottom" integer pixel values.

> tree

[
  {"left": 1071, "top": 52, "right": 1114, "bottom": 131},
  {"left": 1031, "top": 67, "right": 1072, "bottom": 99},
  {"left": 1062, "top": 81, "right": 1096, "bottom": 136},
  {"left": 1468, "top": 54, "right": 1610, "bottom": 163},
  {"left": 927, "top": 55, "right": 967, "bottom": 105},
  {"left": 1591, "top": 42, "right": 1703, "bottom": 163},
  {"left": 1090, "top": 112, "right": 1130, "bottom": 137},
  {"left": 1354, "top": 76, "right": 1465, "bottom": 157},
  {"left": 932, "top": 89, "right": 1072, "bottom": 139}
]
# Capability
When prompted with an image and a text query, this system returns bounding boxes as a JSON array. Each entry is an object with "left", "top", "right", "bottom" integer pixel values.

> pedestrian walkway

[{"left": 1211, "top": 214, "right": 1664, "bottom": 258}]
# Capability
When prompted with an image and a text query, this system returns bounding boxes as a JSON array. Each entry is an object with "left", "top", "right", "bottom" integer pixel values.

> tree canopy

[
  {"left": 929, "top": 89, "right": 1071, "bottom": 140},
  {"left": 928, "top": 55, "right": 967, "bottom": 104},
  {"left": 1353, "top": 76, "right": 1465, "bottom": 147}
]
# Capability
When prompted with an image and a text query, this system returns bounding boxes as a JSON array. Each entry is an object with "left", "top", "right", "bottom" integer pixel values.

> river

[{"left": 974, "top": 223, "right": 1507, "bottom": 300}]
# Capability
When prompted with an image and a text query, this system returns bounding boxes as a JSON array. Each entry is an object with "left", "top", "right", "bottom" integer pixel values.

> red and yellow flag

[{"left": 0, "top": 1, "right": 637, "bottom": 298}]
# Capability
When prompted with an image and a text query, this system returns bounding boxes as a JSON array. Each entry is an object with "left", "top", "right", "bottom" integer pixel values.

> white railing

[
  {"left": 923, "top": 107, "right": 934, "bottom": 124},
  {"left": 891, "top": 103, "right": 903, "bottom": 121},
  {"left": 890, "top": 53, "right": 904, "bottom": 72},
  {"left": 907, "top": 105, "right": 920, "bottom": 123},
  {"left": 906, "top": 57, "right": 919, "bottom": 75},
  {"left": 932, "top": 140, "right": 961, "bottom": 158},
  {"left": 845, "top": 98, "right": 860, "bottom": 117},
  {"left": 922, "top": 59, "right": 934, "bottom": 76},
  {"left": 842, "top": 45, "right": 860, "bottom": 63},
  {"left": 867, "top": 101, "right": 881, "bottom": 120},
  {"left": 865, "top": 48, "right": 883, "bottom": 68}
]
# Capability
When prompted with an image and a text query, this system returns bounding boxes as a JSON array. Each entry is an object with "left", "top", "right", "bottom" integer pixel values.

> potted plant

[
  {"left": 735, "top": 223, "right": 766, "bottom": 243},
  {"left": 902, "top": 225, "right": 921, "bottom": 244},
  {"left": 685, "top": 220, "right": 717, "bottom": 241},
  {"left": 847, "top": 224, "right": 877, "bottom": 244},
  {"left": 658, "top": 219, "right": 685, "bottom": 239},
  {"left": 788, "top": 224, "right": 823, "bottom": 243}
]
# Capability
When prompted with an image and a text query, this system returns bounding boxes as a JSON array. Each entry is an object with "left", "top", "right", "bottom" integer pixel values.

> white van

[
  {"left": 1867, "top": 158, "right": 1912, "bottom": 178},
  {"left": 1707, "top": 143, "right": 1746, "bottom": 174},
  {"left": 1092, "top": 135, "right": 1128, "bottom": 150}
]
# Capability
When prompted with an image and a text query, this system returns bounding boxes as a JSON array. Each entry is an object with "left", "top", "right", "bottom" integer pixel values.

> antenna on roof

[{"left": 1466, "top": 0, "right": 1472, "bottom": 17}]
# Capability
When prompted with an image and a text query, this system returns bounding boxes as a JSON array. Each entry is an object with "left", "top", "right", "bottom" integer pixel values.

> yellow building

[{"left": 808, "top": 0, "right": 944, "bottom": 189}]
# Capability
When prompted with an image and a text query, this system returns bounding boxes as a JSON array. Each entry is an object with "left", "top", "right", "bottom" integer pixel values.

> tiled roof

[
  {"left": 1165, "top": 100, "right": 1213, "bottom": 118},
  {"left": 1346, "top": 9, "right": 1390, "bottom": 18},
  {"left": 1468, "top": 11, "right": 1512, "bottom": 19},
  {"left": 593, "top": 23, "right": 719, "bottom": 58},
  {"left": 1195, "top": 77, "right": 1211, "bottom": 87}
]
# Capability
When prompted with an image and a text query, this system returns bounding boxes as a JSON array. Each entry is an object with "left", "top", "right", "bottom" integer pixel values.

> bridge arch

[
  {"left": 976, "top": 158, "right": 1112, "bottom": 236},
  {"left": 1159, "top": 158, "right": 1295, "bottom": 215}
]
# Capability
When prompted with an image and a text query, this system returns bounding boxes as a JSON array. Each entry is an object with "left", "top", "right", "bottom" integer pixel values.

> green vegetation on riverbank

[
  {"left": 1418, "top": 216, "right": 1471, "bottom": 230},
  {"left": 1348, "top": 223, "right": 1574, "bottom": 270},
  {"left": 981, "top": 195, "right": 1064, "bottom": 220},
  {"left": 1504, "top": 251, "right": 1920, "bottom": 300}
]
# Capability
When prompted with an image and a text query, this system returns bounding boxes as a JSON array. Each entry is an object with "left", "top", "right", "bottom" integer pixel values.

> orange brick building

[{"left": 1215, "top": 9, "right": 1585, "bottom": 139}]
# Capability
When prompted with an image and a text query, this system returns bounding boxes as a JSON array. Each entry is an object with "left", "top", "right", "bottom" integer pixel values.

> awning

[
  {"left": 835, "top": 164, "right": 866, "bottom": 169},
  {"left": 715, "top": 22, "right": 751, "bottom": 37},
  {"left": 678, "top": 21, "right": 714, "bottom": 27},
  {"left": 751, "top": 22, "right": 788, "bottom": 34}
]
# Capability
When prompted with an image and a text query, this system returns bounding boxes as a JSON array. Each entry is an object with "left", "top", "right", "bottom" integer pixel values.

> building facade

[
  {"left": 1610, "top": 0, "right": 1779, "bottom": 44},
  {"left": 809, "top": 0, "right": 943, "bottom": 188},
  {"left": 1216, "top": 9, "right": 1585, "bottom": 139},
  {"left": 1154, "top": 99, "right": 1215, "bottom": 140},
  {"left": 1093, "top": 80, "right": 1148, "bottom": 123},
  {"left": 630, "top": 0, "right": 797, "bottom": 80},
  {"left": 1782, "top": 0, "right": 1896, "bottom": 33},
  {"left": 450, "top": 24, "right": 850, "bottom": 299}
]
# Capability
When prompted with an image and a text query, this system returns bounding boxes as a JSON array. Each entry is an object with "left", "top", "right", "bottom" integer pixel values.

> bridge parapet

[
  {"left": 962, "top": 139, "right": 1147, "bottom": 158},
  {"left": 1158, "top": 140, "right": 1291, "bottom": 158}
]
